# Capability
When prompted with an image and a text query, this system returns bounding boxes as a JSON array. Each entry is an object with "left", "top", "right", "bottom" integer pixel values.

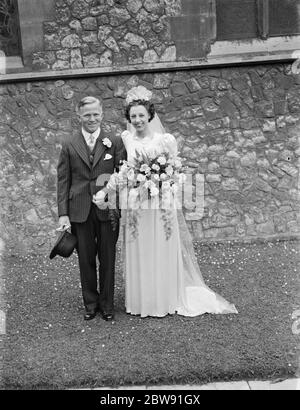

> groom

[{"left": 56, "top": 96, "right": 126, "bottom": 321}]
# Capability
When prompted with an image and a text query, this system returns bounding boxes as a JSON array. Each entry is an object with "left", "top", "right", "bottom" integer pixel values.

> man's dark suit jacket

[{"left": 57, "top": 129, "right": 126, "bottom": 223}]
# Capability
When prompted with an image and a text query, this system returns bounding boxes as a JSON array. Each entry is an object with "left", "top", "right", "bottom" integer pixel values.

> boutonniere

[
  {"left": 102, "top": 137, "right": 112, "bottom": 148},
  {"left": 104, "top": 153, "right": 112, "bottom": 161}
]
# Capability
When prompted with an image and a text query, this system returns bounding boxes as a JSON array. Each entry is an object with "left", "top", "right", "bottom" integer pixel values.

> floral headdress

[{"left": 125, "top": 86, "right": 153, "bottom": 105}]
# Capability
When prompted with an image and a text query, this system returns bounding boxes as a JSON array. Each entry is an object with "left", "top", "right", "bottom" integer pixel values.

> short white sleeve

[{"left": 161, "top": 133, "right": 178, "bottom": 156}]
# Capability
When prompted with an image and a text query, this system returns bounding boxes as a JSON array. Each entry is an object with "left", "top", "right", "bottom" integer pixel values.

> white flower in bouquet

[
  {"left": 165, "top": 165, "right": 174, "bottom": 176},
  {"left": 140, "top": 164, "right": 151, "bottom": 174},
  {"left": 160, "top": 173, "right": 167, "bottom": 181},
  {"left": 137, "top": 173, "right": 146, "bottom": 182},
  {"left": 157, "top": 156, "right": 167, "bottom": 165},
  {"left": 151, "top": 163, "right": 160, "bottom": 171},
  {"left": 153, "top": 174, "right": 160, "bottom": 181}
]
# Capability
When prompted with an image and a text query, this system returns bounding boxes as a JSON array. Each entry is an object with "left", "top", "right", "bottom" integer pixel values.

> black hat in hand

[{"left": 49, "top": 230, "right": 77, "bottom": 260}]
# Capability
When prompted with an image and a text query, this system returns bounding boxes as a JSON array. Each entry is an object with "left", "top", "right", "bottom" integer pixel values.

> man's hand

[
  {"left": 57, "top": 216, "right": 71, "bottom": 231},
  {"left": 92, "top": 190, "right": 108, "bottom": 210}
]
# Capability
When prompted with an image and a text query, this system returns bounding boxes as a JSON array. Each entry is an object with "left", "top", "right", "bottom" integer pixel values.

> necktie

[{"left": 87, "top": 133, "right": 95, "bottom": 151}]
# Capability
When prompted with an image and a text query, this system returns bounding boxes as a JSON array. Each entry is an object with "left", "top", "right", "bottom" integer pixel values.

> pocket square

[{"left": 104, "top": 153, "right": 112, "bottom": 160}]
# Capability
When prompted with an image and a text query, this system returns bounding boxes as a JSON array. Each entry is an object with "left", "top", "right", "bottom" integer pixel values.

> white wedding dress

[{"left": 120, "top": 130, "right": 238, "bottom": 317}]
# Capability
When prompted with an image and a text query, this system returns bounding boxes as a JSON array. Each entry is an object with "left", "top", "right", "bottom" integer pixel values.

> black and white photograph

[{"left": 0, "top": 0, "right": 299, "bottom": 393}]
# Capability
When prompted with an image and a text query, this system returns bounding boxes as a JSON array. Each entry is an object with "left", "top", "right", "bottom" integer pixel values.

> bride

[{"left": 95, "top": 86, "right": 237, "bottom": 318}]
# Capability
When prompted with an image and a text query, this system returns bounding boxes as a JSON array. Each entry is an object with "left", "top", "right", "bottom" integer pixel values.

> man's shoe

[
  {"left": 84, "top": 311, "right": 97, "bottom": 321},
  {"left": 101, "top": 311, "right": 114, "bottom": 321}
]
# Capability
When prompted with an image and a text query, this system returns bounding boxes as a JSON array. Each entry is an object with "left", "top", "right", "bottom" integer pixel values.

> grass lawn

[{"left": 1, "top": 239, "right": 300, "bottom": 389}]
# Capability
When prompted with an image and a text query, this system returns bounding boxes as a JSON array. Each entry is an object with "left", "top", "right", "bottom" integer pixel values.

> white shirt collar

[{"left": 82, "top": 127, "right": 101, "bottom": 143}]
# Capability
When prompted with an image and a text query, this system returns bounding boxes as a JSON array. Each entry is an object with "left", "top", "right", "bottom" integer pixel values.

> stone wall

[
  {"left": 31, "top": 0, "right": 217, "bottom": 70},
  {"left": 0, "top": 62, "right": 300, "bottom": 254}
]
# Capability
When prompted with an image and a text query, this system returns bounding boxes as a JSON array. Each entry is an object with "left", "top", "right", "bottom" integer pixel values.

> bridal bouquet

[{"left": 111, "top": 150, "right": 186, "bottom": 240}]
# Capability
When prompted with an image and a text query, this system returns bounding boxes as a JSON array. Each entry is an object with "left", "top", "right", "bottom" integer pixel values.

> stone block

[
  {"left": 165, "top": 0, "right": 182, "bottom": 16},
  {"left": 206, "top": 174, "right": 222, "bottom": 183},
  {"left": 275, "top": 162, "right": 298, "bottom": 177},
  {"left": 44, "top": 34, "right": 61, "bottom": 51},
  {"left": 82, "top": 17, "right": 98, "bottom": 31},
  {"left": 55, "top": 7, "right": 71, "bottom": 24},
  {"left": 232, "top": 78, "right": 248, "bottom": 92},
  {"left": 274, "top": 100, "right": 288, "bottom": 115},
  {"left": 287, "top": 91, "right": 300, "bottom": 113},
  {"left": 202, "top": 100, "right": 223, "bottom": 120},
  {"left": 251, "top": 85, "right": 264, "bottom": 101},
  {"left": 25, "top": 209, "right": 39, "bottom": 223},
  {"left": 185, "top": 78, "right": 201, "bottom": 92},
  {"left": 70, "top": 48, "right": 83, "bottom": 69},
  {"left": 219, "top": 96, "right": 239, "bottom": 118},
  {"left": 56, "top": 49, "right": 70, "bottom": 61},
  {"left": 44, "top": 22, "right": 59, "bottom": 35},
  {"left": 144, "top": 0, "right": 164, "bottom": 14},
  {"left": 99, "top": 50, "right": 113, "bottom": 67},
  {"left": 127, "top": 0, "right": 143, "bottom": 14},
  {"left": 143, "top": 49, "right": 159, "bottom": 63},
  {"left": 104, "top": 36, "right": 120, "bottom": 53},
  {"left": 274, "top": 73, "right": 295, "bottom": 90},
  {"left": 221, "top": 178, "right": 239, "bottom": 191},
  {"left": 171, "top": 83, "right": 189, "bottom": 97},
  {"left": 249, "top": 70, "right": 261, "bottom": 85},
  {"left": 262, "top": 120, "right": 276, "bottom": 132},
  {"left": 255, "top": 178, "right": 272, "bottom": 193},
  {"left": 153, "top": 73, "right": 172, "bottom": 89},
  {"left": 83, "top": 54, "right": 100, "bottom": 68},
  {"left": 124, "top": 33, "right": 147, "bottom": 50},
  {"left": 110, "top": 7, "right": 131, "bottom": 26},
  {"left": 71, "top": 0, "right": 90, "bottom": 19},
  {"left": 256, "top": 221, "right": 275, "bottom": 235},
  {"left": 52, "top": 60, "right": 70, "bottom": 70},
  {"left": 90, "top": 5, "right": 107, "bottom": 17},
  {"left": 61, "top": 34, "right": 81, "bottom": 48},
  {"left": 128, "top": 46, "right": 143, "bottom": 64},
  {"left": 254, "top": 101, "right": 275, "bottom": 118}
]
